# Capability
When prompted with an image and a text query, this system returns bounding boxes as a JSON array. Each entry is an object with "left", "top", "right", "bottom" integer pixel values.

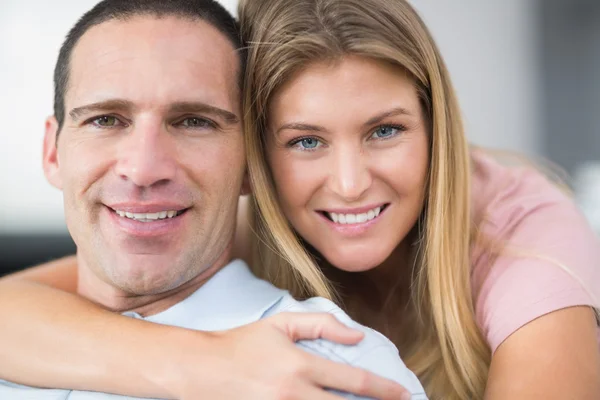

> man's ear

[
  {"left": 43, "top": 116, "right": 63, "bottom": 190},
  {"left": 240, "top": 169, "right": 252, "bottom": 196}
]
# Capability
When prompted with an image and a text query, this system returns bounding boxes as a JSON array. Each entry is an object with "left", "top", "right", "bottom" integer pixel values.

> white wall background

[{"left": 0, "top": 0, "right": 541, "bottom": 233}]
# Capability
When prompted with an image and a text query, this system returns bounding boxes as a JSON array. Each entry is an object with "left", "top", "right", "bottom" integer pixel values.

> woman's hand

[{"left": 172, "top": 313, "right": 410, "bottom": 400}]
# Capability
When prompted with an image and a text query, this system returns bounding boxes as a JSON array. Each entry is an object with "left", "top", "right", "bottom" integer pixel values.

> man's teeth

[
  {"left": 328, "top": 206, "right": 382, "bottom": 224},
  {"left": 114, "top": 210, "right": 179, "bottom": 222}
]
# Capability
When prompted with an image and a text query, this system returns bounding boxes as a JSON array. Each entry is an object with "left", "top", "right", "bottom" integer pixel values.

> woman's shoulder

[
  {"left": 469, "top": 148, "right": 570, "bottom": 228},
  {"left": 468, "top": 148, "right": 600, "bottom": 353}
]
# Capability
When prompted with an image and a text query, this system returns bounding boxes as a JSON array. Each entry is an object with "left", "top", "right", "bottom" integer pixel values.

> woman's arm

[
  {"left": 0, "top": 275, "right": 408, "bottom": 399},
  {"left": 0, "top": 275, "right": 184, "bottom": 397},
  {"left": 485, "top": 306, "right": 600, "bottom": 399},
  {"left": 2, "top": 255, "right": 78, "bottom": 292},
  {"left": 0, "top": 245, "right": 408, "bottom": 399}
]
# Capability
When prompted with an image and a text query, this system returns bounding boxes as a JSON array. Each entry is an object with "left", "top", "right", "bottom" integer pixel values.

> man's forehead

[
  {"left": 66, "top": 15, "right": 240, "bottom": 112},
  {"left": 77, "top": 15, "right": 233, "bottom": 47}
]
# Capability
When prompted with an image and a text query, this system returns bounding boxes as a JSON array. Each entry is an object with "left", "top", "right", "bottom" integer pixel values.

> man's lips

[
  {"left": 103, "top": 204, "right": 189, "bottom": 237},
  {"left": 105, "top": 202, "right": 190, "bottom": 214}
]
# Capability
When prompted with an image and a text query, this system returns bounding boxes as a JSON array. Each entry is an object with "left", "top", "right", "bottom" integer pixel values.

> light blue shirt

[{"left": 0, "top": 260, "right": 427, "bottom": 399}]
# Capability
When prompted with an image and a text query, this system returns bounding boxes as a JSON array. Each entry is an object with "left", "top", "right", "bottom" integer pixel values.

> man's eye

[
  {"left": 93, "top": 116, "right": 120, "bottom": 127},
  {"left": 179, "top": 117, "right": 215, "bottom": 129}
]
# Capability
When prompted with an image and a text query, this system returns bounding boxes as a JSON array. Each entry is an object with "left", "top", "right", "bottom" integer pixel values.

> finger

[
  {"left": 306, "top": 355, "right": 411, "bottom": 400},
  {"left": 293, "top": 383, "right": 348, "bottom": 400},
  {"left": 272, "top": 313, "right": 364, "bottom": 344}
]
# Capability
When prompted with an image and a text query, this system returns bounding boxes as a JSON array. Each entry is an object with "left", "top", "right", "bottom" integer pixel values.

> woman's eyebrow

[
  {"left": 274, "top": 107, "right": 413, "bottom": 135},
  {"left": 276, "top": 122, "right": 327, "bottom": 135},
  {"left": 363, "top": 107, "right": 412, "bottom": 127}
]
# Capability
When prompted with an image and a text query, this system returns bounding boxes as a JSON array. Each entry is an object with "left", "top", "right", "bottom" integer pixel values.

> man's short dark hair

[{"left": 54, "top": 0, "right": 244, "bottom": 131}]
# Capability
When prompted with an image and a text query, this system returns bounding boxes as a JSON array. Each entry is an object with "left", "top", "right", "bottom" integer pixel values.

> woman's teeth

[{"left": 327, "top": 206, "right": 382, "bottom": 224}]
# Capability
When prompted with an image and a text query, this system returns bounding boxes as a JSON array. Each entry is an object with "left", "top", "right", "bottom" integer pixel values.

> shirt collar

[{"left": 123, "top": 259, "right": 287, "bottom": 331}]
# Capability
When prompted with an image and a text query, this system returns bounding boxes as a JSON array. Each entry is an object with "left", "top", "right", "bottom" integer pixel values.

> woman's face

[{"left": 267, "top": 56, "right": 430, "bottom": 272}]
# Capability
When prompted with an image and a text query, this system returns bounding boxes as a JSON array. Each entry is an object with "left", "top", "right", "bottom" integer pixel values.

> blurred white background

[{"left": 0, "top": 0, "right": 598, "bottom": 238}]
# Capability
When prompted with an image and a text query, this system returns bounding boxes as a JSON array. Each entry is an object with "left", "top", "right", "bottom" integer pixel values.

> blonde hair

[{"left": 240, "top": 0, "right": 490, "bottom": 398}]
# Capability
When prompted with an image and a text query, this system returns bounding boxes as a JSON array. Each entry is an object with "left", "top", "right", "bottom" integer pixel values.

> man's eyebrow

[
  {"left": 68, "top": 100, "right": 240, "bottom": 125},
  {"left": 69, "top": 99, "right": 135, "bottom": 120},
  {"left": 276, "top": 122, "right": 327, "bottom": 135},
  {"left": 363, "top": 107, "right": 413, "bottom": 127},
  {"left": 170, "top": 102, "right": 239, "bottom": 125}
]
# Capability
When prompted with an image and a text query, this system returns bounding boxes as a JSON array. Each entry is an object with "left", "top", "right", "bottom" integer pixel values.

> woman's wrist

[{"left": 146, "top": 326, "right": 223, "bottom": 399}]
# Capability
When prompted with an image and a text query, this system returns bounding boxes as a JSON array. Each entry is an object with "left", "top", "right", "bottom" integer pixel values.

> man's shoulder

[
  {"left": 0, "top": 380, "right": 160, "bottom": 400},
  {"left": 0, "top": 380, "right": 70, "bottom": 399},
  {"left": 263, "top": 295, "right": 427, "bottom": 398},
  {"left": 271, "top": 296, "right": 395, "bottom": 355}
]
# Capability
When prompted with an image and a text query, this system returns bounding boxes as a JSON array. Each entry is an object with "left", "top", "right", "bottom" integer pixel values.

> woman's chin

[{"left": 324, "top": 252, "right": 387, "bottom": 273}]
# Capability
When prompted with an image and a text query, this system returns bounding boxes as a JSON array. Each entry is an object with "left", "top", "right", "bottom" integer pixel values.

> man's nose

[
  {"left": 327, "top": 146, "right": 372, "bottom": 202},
  {"left": 114, "top": 121, "right": 177, "bottom": 187}
]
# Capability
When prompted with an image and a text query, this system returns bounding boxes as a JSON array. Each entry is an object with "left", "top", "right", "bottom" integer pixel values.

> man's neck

[{"left": 76, "top": 251, "right": 232, "bottom": 317}]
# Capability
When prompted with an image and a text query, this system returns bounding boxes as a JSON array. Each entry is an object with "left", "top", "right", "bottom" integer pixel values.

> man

[{"left": 0, "top": 1, "right": 426, "bottom": 399}]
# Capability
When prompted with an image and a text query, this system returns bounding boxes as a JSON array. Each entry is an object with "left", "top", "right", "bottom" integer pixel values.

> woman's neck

[
  {"left": 365, "top": 238, "right": 414, "bottom": 297},
  {"left": 319, "top": 229, "right": 421, "bottom": 349},
  {"left": 324, "top": 232, "right": 417, "bottom": 310}
]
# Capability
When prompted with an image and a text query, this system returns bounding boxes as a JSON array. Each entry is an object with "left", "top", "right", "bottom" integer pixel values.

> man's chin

[{"left": 105, "top": 253, "right": 186, "bottom": 294}]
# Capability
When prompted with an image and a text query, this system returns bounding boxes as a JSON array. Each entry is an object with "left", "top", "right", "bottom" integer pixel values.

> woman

[{"left": 1, "top": 0, "right": 599, "bottom": 399}]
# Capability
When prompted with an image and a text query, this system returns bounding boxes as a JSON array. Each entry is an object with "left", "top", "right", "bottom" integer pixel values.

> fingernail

[{"left": 400, "top": 393, "right": 412, "bottom": 400}]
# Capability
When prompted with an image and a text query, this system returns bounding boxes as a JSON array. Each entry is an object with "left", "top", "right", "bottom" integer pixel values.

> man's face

[{"left": 43, "top": 16, "right": 245, "bottom": 297}]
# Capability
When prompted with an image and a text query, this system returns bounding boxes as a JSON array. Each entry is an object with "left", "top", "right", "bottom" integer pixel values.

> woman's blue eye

[
  {"left": 301, "top": 138, "right": 319, "bottom": 148},
  {"left": 371, "top": 125, "right": 400, "bottom": 139},
  {"left": 292, "top": 137, "right": 321, "bottom": 150}
]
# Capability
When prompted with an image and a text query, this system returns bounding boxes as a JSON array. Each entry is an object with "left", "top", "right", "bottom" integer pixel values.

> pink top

[{"left": 470, "top": 150, "right": 600, "bottom": 353}]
